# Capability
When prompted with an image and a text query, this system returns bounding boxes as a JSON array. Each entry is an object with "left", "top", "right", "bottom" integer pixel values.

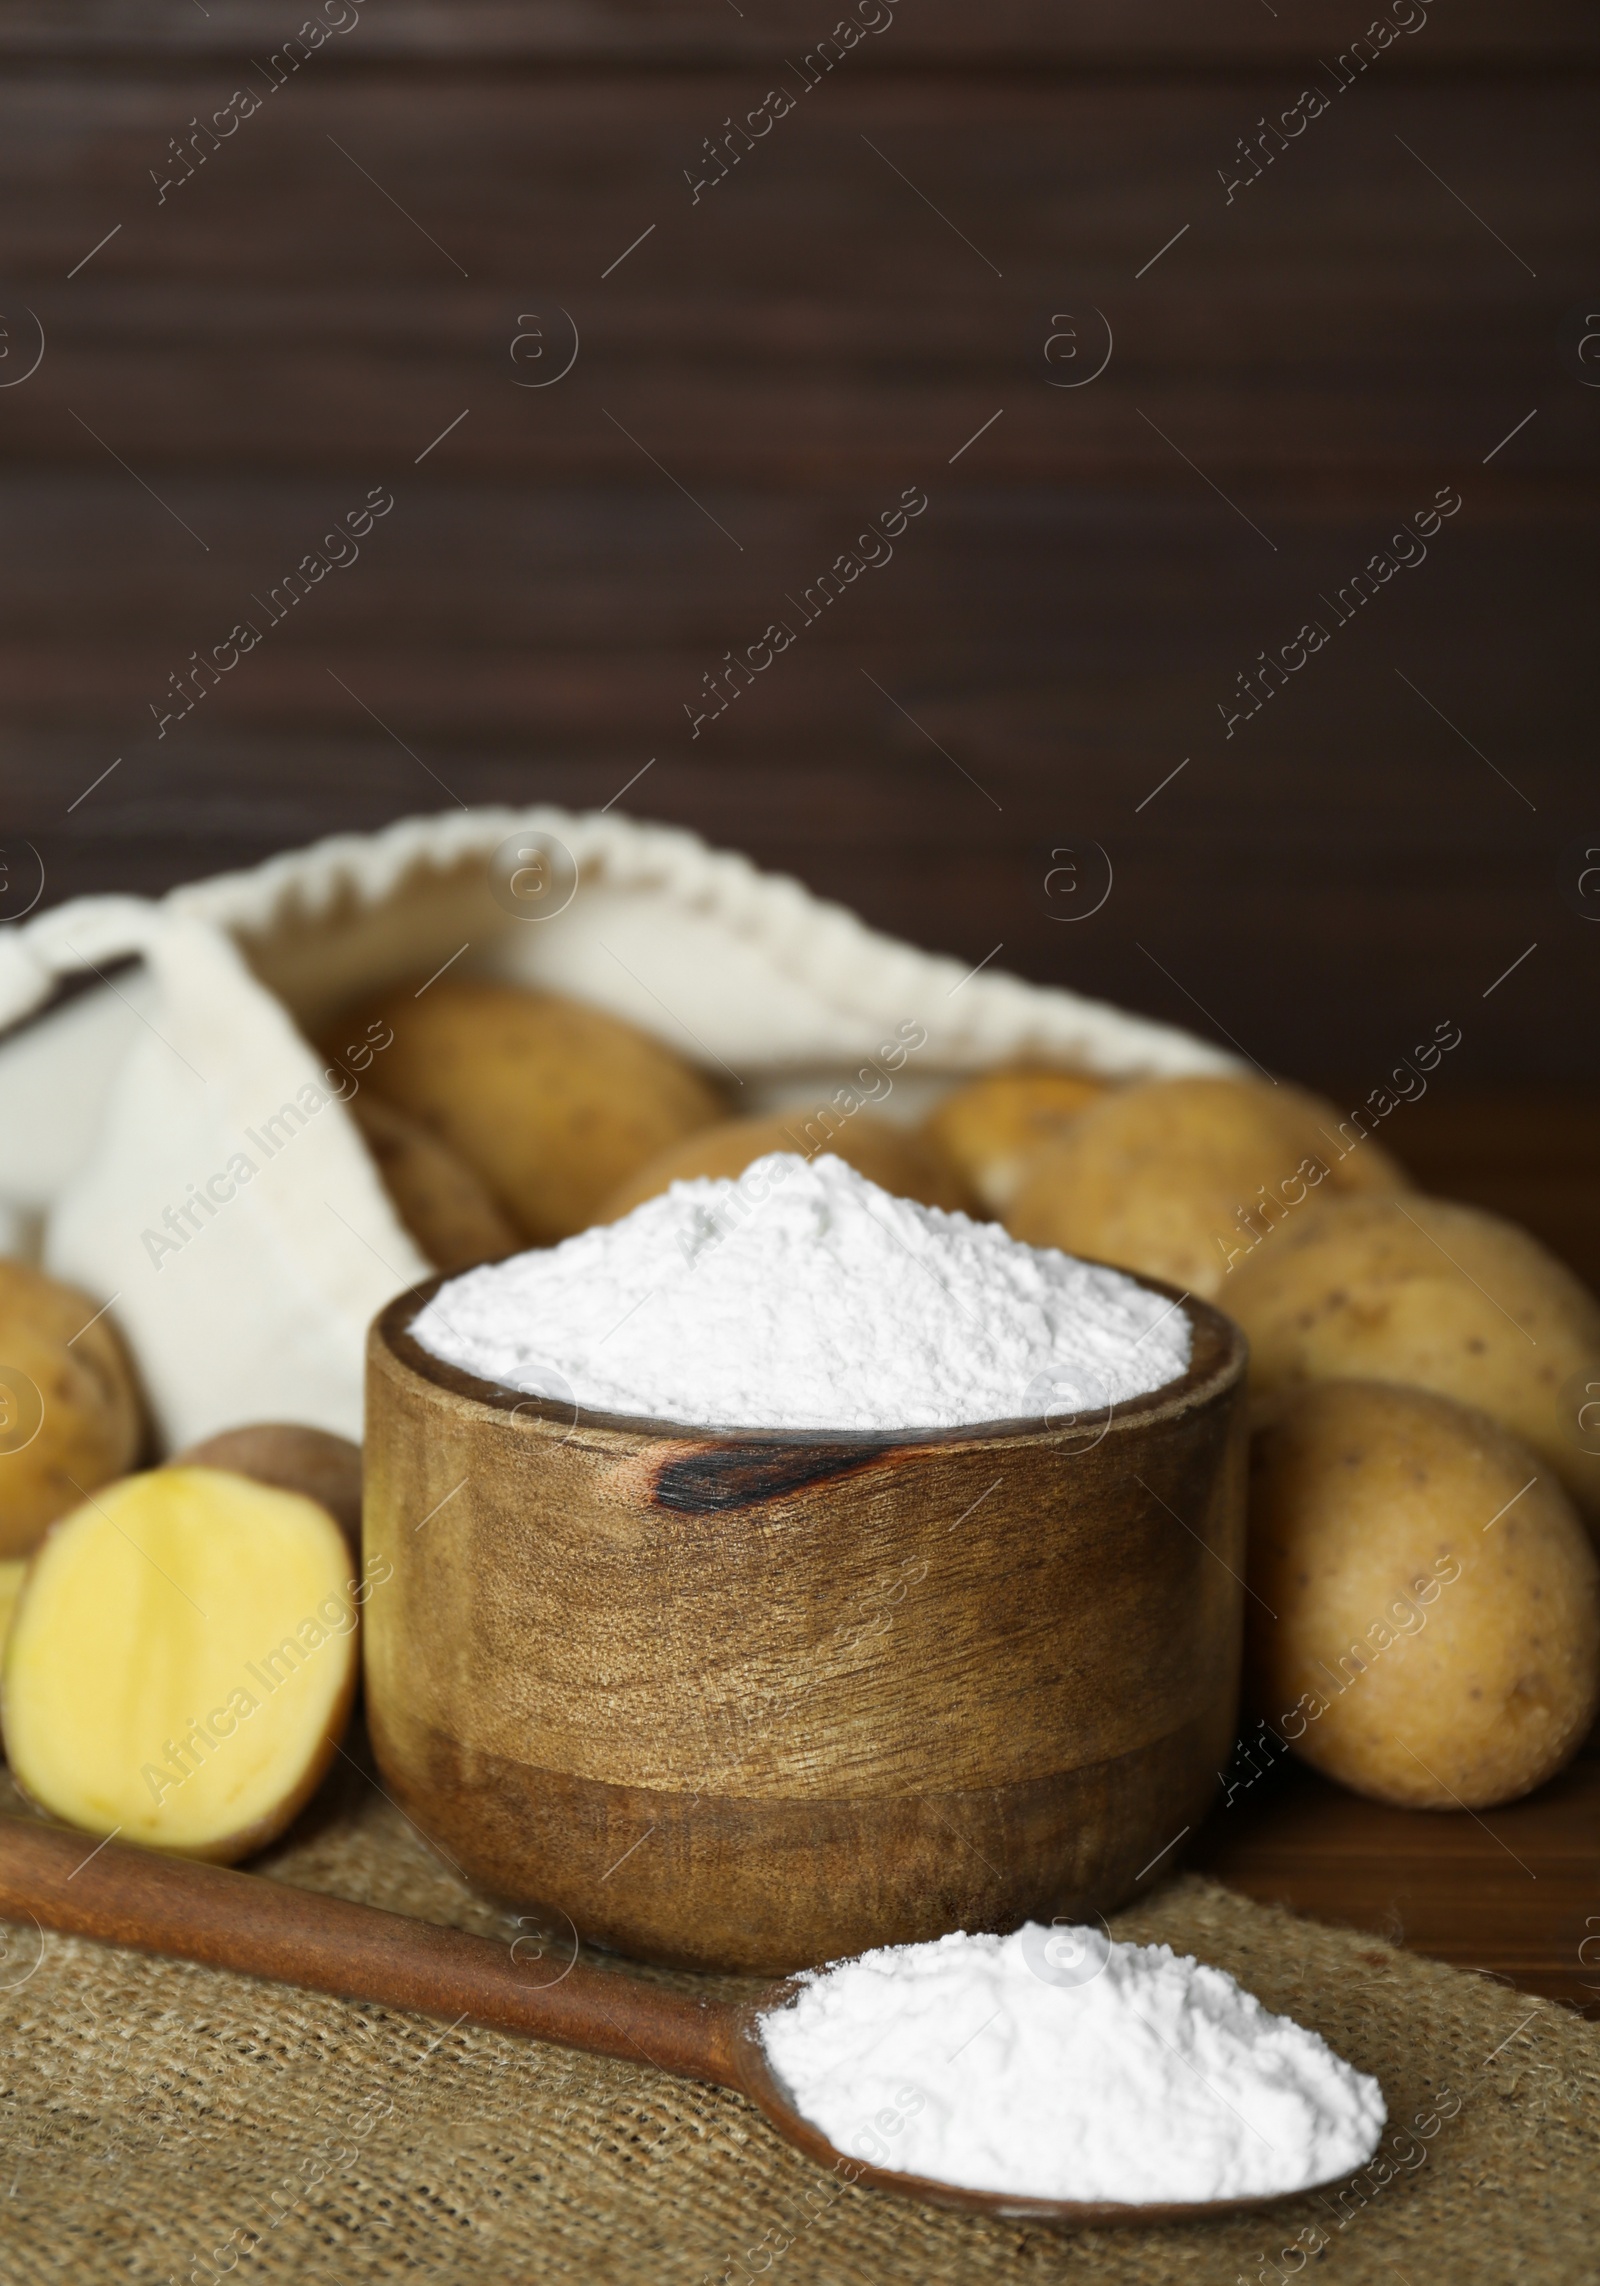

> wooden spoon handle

[{"left": 0, "top": 1815, "right": 741, "bottom": 2089}]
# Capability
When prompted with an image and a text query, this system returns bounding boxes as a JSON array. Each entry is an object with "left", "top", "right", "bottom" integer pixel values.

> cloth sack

[{"left": 0, "top": 806, "right": 1233, "bottom": 1448}]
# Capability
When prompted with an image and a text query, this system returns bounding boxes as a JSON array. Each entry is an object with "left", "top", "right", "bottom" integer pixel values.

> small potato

[
  {"left": 349, "top": 1091, "right": 519, "bottom": 1272},
  {"left": 1228, "top": 1192, "right": 1600, "bottom": 1529},
  {"left": 600, "top": 1112, "right": 973, "bottom": 1221},
  {"left": 1006, "top": 1076, "right": 1407, "bottom": 1300},
  {"left": 174, "top": 1423, "right": 363, "bottom": 1557},
  {"left": 2, "top": 1467, "right": 363, "bottom": 1858},
  {"left": 920, "top": 1068, "right": 1109, "bottom": 1216},
  {"left": 331, "top": 981, "right": 724, "bottom": 1245},
  {"left": 0, "top": 1260, "right": 143, "bottom": 1557},
  {"left": 1248, "top": 1380, "right": 1600, "bottom": 1808}
]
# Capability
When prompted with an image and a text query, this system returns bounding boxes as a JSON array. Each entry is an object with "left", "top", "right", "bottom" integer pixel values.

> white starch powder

[
  {"left": 759, "top": 1924, "right": 1385, "bottom": 2204},
  {"left": 410, "top": 1150, "right": 1191, "bottom": 1431}
]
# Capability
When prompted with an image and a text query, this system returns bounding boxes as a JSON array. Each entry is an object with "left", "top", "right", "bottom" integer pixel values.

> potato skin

[
  {"left": 333, "top": 982, "right": 725, "bottom": 1245},
  {"left": 348, "top": 1091, "right": 520, "bottom": 1272},
  {"left": 0, "top": 1260, "right": 143, "bottom": 1557},
  {"left": 1248, "top": 1381, "right": 1600, "bottom": 1809},
  {"left": 173, "top": 1423, "right": 363, "bottom": 1556},
  {"left": 1227, "top": 1192, "right": 1600, "bottom": 1529},
  {"left": 1006, "top": 1076, "right": 1407, "bottom": 1301},
  {"left": 921, "top": 1068, "right": 1108, "bottom": 1216},
  {"left": 599, "top": 1112, "right": 973, "bottom": 1221}
]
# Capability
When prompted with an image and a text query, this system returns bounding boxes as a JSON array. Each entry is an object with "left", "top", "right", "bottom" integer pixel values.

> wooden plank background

[{"left": 1, "top": 0, "right": 1596, "bottom": 1085}]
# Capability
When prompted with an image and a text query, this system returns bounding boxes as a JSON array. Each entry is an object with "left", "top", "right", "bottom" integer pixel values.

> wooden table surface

[{"left": 1190, "top": 1731, "right": 1600, "bottom": 2020}]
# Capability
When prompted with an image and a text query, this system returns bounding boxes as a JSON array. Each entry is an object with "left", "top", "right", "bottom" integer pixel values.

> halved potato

[
  {"left": 173, "top": 1424, "right": 363, "bottom": 1557},
  {"left": 599, "top": 1111, "right": 972, "bottom": 1221},
  {"left": 2, "top": 1468, "right": 360, "bottom": 1859},
  {"left": 920, "top": 1068, "right": 1108, "bottom": 1216},
  {"left": 0, "top": 1557, "right": 24, "bottom": 1658}
]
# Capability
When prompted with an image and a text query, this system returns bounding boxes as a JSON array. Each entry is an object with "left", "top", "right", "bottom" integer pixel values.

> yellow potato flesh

[
  {"left": 0, "top": 1557, "right": 24, "bottom": 1658},
  {"left": 2, "top": 1468, "right": 359, "bottom": 1857}
]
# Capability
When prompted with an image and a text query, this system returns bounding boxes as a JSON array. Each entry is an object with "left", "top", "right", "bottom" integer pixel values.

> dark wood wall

[{"left": 2, "top": 1, "right": 1596, "bottom": 1085}]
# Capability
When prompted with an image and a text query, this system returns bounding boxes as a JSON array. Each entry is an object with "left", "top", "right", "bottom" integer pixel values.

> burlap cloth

[{"left": 0, "top": 1749, "right": 1593, "bottom": 2286}]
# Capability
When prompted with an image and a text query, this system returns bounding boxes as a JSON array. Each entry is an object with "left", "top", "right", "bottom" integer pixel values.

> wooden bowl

[{"left": 363, "top": 1275, "right": 1248, "bottom": 1975}]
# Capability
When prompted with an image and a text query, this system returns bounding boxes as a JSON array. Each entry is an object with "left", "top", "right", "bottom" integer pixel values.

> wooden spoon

[{"left": 0, "top": 1814, "right": 1328, "bottom": 2229}]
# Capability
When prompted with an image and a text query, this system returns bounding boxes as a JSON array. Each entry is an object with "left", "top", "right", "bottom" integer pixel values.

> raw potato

[
  {"left": 2, "top": 1468, "right": 361, "bottom": 1858},
  {"left": 599, "top": 1111, "right": 973, "bottom": 1221},
  {"left": 1248, "top": 1380, "right": 1600, "bottom": 1808},
  {"left": 174, "top": 1423, "right": 363, "bottom": 1556},
  {"left": 349, "top": 1091, "right": 520, "bottom": 1272},
  {"left": 335, "top": 981, "right": 724, "bottom": 1244},
  {"left": 1006, "top": 1075, "right": 1408, "bottom": 1300},
  {"left": 0, "top": 1556, "right": 23, "bottom": 1764},
  {"left": 0, "top": 1557, "right": 24, "bottom": 1656},
  {"left": 0, "top": 1260, "right": 143, "bottom": 1557},
  {"left": 1228, "top": 1192, "right": 1600, "bottom": 1528},
  {"left": 920, "top": 1068, "right": 1109, "bottom": 1216}
]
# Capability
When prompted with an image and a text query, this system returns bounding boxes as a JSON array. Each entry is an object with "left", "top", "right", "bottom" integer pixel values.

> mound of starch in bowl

[
  {"left": 409, "top": 1150, "right": 1192, "bottom": 1431},
  {"left": 758, "top": 1924, "right": 1386, "bottom": 2204}
]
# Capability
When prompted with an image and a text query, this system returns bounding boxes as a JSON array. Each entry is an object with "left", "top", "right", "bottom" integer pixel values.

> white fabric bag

[{"left": 0, "top": 806, "right": 1233, "bottom": 1448}]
